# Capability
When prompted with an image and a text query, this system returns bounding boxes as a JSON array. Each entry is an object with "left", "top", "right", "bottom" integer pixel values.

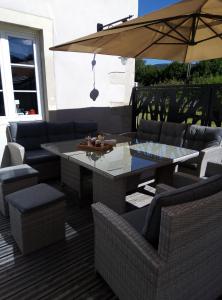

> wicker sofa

[
  {"left": 124, "top": 119, "right": 222, "bottom": 177},
  {"left": 7, "top": 121, "right": 97, "bottom": 180},
  {"left": 92, "top": 173, "right": 222, "bottom": 300}
]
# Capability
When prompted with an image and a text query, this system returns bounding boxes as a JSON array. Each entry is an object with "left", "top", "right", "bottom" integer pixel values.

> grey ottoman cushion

[
  {"left": 137, "top": 119, "right": 162, "bottom": 142},
  {"left": 0, "top": 164, "right": 38, "bottom": 184},
  {"left": 143, "top": 174, "right": 222, "bottom": 248},
  {"left": 159, "top": 122, "right": 187, "bottom": 146},
  {"left": 6, "top": 183, "right": 64, "bottom": 213}
]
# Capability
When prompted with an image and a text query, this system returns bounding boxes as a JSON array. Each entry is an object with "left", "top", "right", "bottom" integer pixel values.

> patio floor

[
  {"left": 1, "top": 183, "right": 222, "bottom": 300},
  {"left": 0, "top": 183, "right": 117, "bottom": 300}
]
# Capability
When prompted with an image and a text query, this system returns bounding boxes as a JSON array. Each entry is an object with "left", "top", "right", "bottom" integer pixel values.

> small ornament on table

[
  {"left": 91, "top": 137, "right": 96, "bottom": 146},
  {"left": 86, "top": 136, "right": 92, "bottom": 146},
  {"left": 97, "top": 133, "right": 105, "bottom": 147},
  {"left": 95, "top": 139, "right": 101, "bottom": 147}
]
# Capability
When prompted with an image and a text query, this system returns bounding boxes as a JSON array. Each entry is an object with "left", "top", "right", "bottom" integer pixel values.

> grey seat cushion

[
  {"left": 122, "top": 206, "right": 148, "bottom": 233},
  {"left": 143, "top": 174, "right": 222, "bottom": 248},
  {"left": 9, "top": 121, "right": 48, "bottom": 150},
  {"left": 137, "top": 119, "right": 162, "bottom": 142},
  {"left": 159, "top": 122, "right": 187, "bottom": 146},
  {"left": 183, "top": 124, "right": 222, "bottom": 151},
  {"left": 0, "top": 164, "right": 38, "bottom": 184},
  {"left": 74, "top": 122, "right": 97, "bottom": 139},
  {"left": 6, "top": 183, "right": 64, "bottom": 213},
  {"left": 47, "top": 122, "right": 75, "bottom": 142},
  {"left": 25, "top": 149, "right": 59, "bottom": 165}
]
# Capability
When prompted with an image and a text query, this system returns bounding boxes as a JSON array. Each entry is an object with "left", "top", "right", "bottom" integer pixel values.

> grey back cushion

[
  {"left": 74, "top": 122, "right": 97, "bottom": 139},
  {"left": 137, "top": 119, "right": 162, "bottom": 142},
  {"left": 47, "top": 122, "right": 75, "bottom": 142},
  {"left": 159, "top": 122, "right": 187, "bottom": 147},
  {"left": 9, "top": 121, "right": 48, "bottom": 150},
  {"left": 183, "top": 125, "right": 222, "bottom": 151},
  {"left": 143, "top": 174, "right": 222, "bottom": 248}
]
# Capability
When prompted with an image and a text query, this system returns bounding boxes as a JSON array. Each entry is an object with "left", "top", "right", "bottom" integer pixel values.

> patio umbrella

[{"left": 50, "top": 0, "right": 222, "bottom": 63}]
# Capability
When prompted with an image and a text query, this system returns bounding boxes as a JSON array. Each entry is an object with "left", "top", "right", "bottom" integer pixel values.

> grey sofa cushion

[
  {"left": 183, "top": 125, "right": 222, "bottom": 151},
  {"left": 0, "top": 164, "right": 38, "bottom": 184},
  {"left": 9, "top": 121, "right": 48, "bottom": 150},
  {"left": 74, "top": 122, "right": 97, "bottom": 139},
  {"left": 122, "top": 207, "right": 148, "bottom": 233},
  {"left": 25, "top": 149, "right": 59, "bottom": 165},
  {"left": 137, "top": 119, "right": 162, "bottom": 142},
  {"left": 159, "top": 122, "right": 187, "bottom": 146},
  {"left": 143, "top": 174, "right": 222, "bottom": 248},
  {"left": 6, "top": 183, "right": 64, "bottom": 213},
  {"left": 47, "top": 122, "right": 75, "bottom": 142}
]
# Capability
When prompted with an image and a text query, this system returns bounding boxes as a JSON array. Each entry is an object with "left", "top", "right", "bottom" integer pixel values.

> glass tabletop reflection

[{"left": 42, "top": 138, "right": 198, "bottom": 179}]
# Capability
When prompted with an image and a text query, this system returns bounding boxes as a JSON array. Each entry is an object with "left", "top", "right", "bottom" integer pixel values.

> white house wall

[
  {"left": 0, "top": 0, "right": 138, "bottom": 166},
  {"left": 0, "top": 0, "right": 138, "bottom": 109}
]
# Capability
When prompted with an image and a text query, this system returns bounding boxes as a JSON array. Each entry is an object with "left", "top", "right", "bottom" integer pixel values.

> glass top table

[
  {"left": 42, "top": 138, "right": 199, "bottom": 179},
  {"left": 42, "top": 137, "right": 199, "bottom": 213}
]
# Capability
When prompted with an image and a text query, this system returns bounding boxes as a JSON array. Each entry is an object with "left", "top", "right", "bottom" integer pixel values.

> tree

[
  {"left": 161, "top": 62, "right": 187, "bottom": 82},
  {"left": 135, "top": 58, "right": 222, "bottom": 86},
  {"left": 135, "top": 60, "right": 160, "bottom": 86}
]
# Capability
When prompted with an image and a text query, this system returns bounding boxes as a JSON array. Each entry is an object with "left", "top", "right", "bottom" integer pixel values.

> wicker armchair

[
  {"left": 156, "top": 162, "right": 222, "bottom": 194},
  {"left": 92, "top": 199, "right": 222, "bottom": 300}
]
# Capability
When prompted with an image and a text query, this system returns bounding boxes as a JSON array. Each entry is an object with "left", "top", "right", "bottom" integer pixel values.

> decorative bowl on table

[{"left": 77, "top": 135, "right": 114, "bottom": 152}]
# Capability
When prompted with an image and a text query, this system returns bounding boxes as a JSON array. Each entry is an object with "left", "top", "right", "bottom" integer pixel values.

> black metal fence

[{"left": 131, "top": 84, "right": 222, "bottom": 131}]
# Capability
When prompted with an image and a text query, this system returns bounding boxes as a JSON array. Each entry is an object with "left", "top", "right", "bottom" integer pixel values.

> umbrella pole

[{"left": 186, "top": 63, "right": 192, "bottom": 84}]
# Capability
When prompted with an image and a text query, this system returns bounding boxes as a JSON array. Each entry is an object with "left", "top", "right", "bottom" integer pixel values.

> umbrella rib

[
  {"left": 183, "top": 13, "right": 201, "bottom": 62},
  {"left": 203, "top": 14, "right": 222, "bottom": 21},
  {"left": 157, "top": 42, "right": 188, "bottom": 45},
  {"left": 198, "top": 16, "right": 222, "bottom": 42},
  {"left": 135, "top": 16, "right": 191, "bottom": 58},
  {"left": 163, "top": 20, "right": 189, "bottom": 43},
  {"left": 194, "top": 14, "right": 201, "bottom": 34},
  {"left": 144, "top": 25, "right": 187, "bottom": 43},
  {"left": 196, "top": 32, "right": 222, "bottom": 43}
]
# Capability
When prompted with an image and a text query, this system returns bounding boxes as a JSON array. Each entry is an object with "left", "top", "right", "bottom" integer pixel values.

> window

[
  {"left": 0, "top": 26, "right": 43, "bottom": 121},
  {"left": 0, "top": 69, "right": 5, "bottom": 116}
]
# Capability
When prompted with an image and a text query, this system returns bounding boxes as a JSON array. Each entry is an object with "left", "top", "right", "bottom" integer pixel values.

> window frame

[
  {"left": 0, "top": 32, "right": 9, "bottom": 121},
  {"left": 0, "top": 24, "right": 44, "bottom": 123}
]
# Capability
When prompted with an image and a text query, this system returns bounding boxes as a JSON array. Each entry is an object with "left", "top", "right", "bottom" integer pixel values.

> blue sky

[{"left": 138, "top": 0, "right": 180, "bottom": 65}]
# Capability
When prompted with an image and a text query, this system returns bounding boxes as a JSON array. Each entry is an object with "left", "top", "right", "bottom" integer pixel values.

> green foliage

[
  {"left": 135, "top": 58, "right": 222, "bottom": 86},
  {"left": 192, "top": 75, "right": 222, "bottom": 84},
  {"left": 161, "top": 62, "right": 187, "bottom": 82},
  {"left": 135, "top": 60, "right": 160, "bottom": 85}
]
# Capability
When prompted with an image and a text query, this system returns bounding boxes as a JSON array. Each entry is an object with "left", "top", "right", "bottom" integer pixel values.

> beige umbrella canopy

[{"left": 50, "top": 0, "right": 222, "bottom": 63}]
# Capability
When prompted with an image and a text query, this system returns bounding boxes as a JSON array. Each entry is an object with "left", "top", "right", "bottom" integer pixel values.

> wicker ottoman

[
  {"left": 0, "top": 164, "right": 38, "bottom": 216},
  {"left": 6, "top": 183, "right": 65, "bottom": 255}
]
